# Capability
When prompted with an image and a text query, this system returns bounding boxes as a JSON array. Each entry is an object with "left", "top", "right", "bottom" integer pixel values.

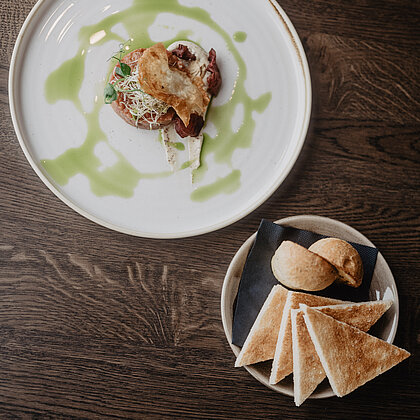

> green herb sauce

[
  {"left": 171, "top": 142, "right": 185, "bottom": 151},
  {"left": 41, "top": 100, "right": 172, "bottom": 197},
  {"left": 43, "top": 0, "right": 271, "bottom": 201},
  {"left": 180, "top": 160, "right": 193, "bottom": 170},
  {"left": 190, "top": 170, "right": 241, "bottom": 202},
  {"left": 45, "top": 48, "right": 85, "bottom": 112},
  {"left": 233, "top": 31, "right": 247, "bottom": 42}
]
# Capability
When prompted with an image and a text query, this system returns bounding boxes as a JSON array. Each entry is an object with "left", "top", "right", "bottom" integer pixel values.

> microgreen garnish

[
  {"left": 104, "top": 83, "right": 117, "bottom": 104},
  {"left": 104, "top": 42, "right": 132, "bottom": 104},
  {"left": 115, "top": 62, "right": 131, "bottom": 78}
]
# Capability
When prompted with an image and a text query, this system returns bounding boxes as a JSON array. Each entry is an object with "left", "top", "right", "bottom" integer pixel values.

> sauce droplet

[{"left": 233, "top": 31, "right": 247, "bottom": 42}]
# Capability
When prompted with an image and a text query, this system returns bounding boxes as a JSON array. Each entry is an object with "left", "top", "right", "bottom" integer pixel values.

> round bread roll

[
  {"left": 308, "top": 238, "right": 363, "bottom": 288},
  {"left": 271, "top": 241, "right": 338, "bottom": 291}
]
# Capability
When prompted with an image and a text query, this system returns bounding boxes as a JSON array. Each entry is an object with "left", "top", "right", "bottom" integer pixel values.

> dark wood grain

[{"left": 0, "top": 0, "right": 419, "bottom": 418}]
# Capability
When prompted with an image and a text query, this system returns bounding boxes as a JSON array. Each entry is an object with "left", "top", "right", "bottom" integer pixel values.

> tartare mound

[{"left": 109, "top": 49, "right": 175, "bottom": 130}]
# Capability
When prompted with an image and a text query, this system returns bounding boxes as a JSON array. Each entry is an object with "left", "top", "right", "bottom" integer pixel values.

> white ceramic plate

[
  {"left": 9, "top": 0, "right": 311, "bottom": 238},
  {"left": 221, "top": 215, "right": 399, "bottom": 398}
]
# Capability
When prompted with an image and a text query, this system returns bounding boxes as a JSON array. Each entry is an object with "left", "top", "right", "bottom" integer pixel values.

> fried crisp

[{"left": 137, "top": 43, "right": 210, "bottom": 126}]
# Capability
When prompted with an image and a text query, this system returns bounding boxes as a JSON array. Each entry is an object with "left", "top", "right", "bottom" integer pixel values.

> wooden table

[{"left": 1, "top": 0, "right": 418, "bottom": 418}]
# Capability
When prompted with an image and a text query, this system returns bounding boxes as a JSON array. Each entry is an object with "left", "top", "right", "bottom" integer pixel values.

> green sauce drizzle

[
  {"left": 45, "top": 48, "right": 85, "bottom": 112},
  {"left": 180, "top": 160, "right": 193, "bottom": 170},
  {"left": 171, "top": 142, "right": 185, "bottom": 151},
  {"left": 233, "top": 31, "right": 247, "bottom": 42},
  {"left": 41, "top": 100, "right": 171, "bottom": 197},
  {"left": 191, "top": 170, "right": 241, "bottom": 202},
  {"left": 43, "top": 0, "right": 270, "bottom": 201}
]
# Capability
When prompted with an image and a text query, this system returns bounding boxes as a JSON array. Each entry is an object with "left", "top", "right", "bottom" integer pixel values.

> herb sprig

[
  {"left": 104, "top": 42, "right": 133, "bottom": 104},
  {"left": 104, "top": 83, "right": 118, "bottom": 104},
  {"left": 116, "top": 62, "right": 131, "bottom": 78}
]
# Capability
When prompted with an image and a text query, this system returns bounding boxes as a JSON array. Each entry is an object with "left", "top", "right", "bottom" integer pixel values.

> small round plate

[
  {"left": 221, "top": 215, "right": 399, "bottom": 398},
  {"left": 9, "top": 0, "right": 311, "bottom": 238}
]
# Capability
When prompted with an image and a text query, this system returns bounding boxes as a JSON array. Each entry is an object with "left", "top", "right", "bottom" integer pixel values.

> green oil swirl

[
  {"left": 41, "top": 100, "right": 171, "bottom": 197},
  {"left": 45, "top": 48, "right": 85, "bottom": 112},
  {"left": 171, "top": 142, "right": 185, "bottom": 151},
  {"left": 190, "top": 170, "right": 241, "bottom": 202},
  {"left": 233, "top": 31, "right": 247, "bottom": 42},
  {"left": 180, "top": 160, "right": 193, "bottom": 169},
  {"left": 43, "top": 0, "right": 271, "bottom": 201}
]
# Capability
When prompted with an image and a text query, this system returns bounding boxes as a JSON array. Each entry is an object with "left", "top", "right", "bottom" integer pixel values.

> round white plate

[
  {"left": 9, "top": 0, "right": 311, "bottom": 238},
  {"left": 221, "top": 215, "right": 399, "bottom": 398}
]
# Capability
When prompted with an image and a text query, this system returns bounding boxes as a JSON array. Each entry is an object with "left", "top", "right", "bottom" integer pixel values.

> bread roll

[
  {"left": 309, "top": 238, "right": 363, "bottom": 288},
  {"left": 271, "top": 241, "right": 338, "bottom": 291}
]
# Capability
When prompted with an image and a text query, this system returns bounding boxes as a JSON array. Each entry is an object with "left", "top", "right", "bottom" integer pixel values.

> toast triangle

[
  {"left": 291, "top": 308, "right": 326, "bottom": 406},
  {"left": 235, "top": 285, "right": 288, "bottom": 367},
  {"left": 269, "top": 291, "right": 346, "bottom": 384},
  {"left": 302, "top": 305, "right": 410, "bottom": 397},
  {"left": 292, "top": 300, "right": 392, "bottom": 406}
]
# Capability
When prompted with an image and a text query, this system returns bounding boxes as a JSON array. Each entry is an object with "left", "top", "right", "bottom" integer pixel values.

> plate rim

[
  {"left": 9, "top": 0, "right": 312, "bottom": 238},
  {"left": 220, "top": 214, "right": 399, "bottom": 398}
]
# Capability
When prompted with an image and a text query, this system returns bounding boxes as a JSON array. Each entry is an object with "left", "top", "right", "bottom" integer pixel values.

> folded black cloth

[{"left": 232, "top": 219, "right": 378, "bottom": 347}]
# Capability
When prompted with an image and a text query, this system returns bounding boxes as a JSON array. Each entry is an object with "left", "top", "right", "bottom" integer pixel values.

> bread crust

[
  {"left": 309, "top": 238, "right": 363, "bottom": 288},
  {"left": 271, "top": 241, "right": 338, "bottom": 291}
]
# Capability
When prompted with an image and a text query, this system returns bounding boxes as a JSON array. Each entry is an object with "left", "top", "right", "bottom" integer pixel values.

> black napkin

[{"left": 232, "top": 219, "right": 378, "bottom": 347}]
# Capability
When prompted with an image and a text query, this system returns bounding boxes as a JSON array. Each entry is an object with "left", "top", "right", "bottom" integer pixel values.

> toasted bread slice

[
  {"left": 291, "top": 308, "right": 325, "bottom": 406},
  {"left": 292, "top": 300, "right": 392, "bottom": 406},
  {"left": 312, "top": 300, "right": 392, "bottom": 332},
  {"left": 302, "top": 305, "right": 410, "bottom": 397},
  {"left": 269, "top": 291, "right": 346, "bottom": 384},
  {"left": 235, "top": 285, "right": 288, "bottom": 367}
]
